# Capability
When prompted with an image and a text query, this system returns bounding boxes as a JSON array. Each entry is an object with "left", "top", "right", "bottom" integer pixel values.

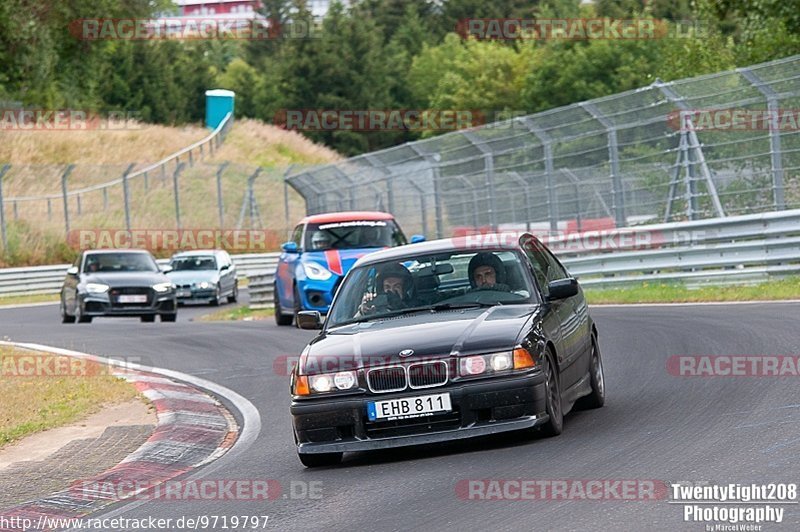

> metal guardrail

[
  {"left": 248, "top": 274, "right": 275, "bottom": 309},
  {"left": 2, "top": 209, "right": 800, "bottom": 298},
  {"left": 0, "top": 253, "right": 279, "bottom": 297}
]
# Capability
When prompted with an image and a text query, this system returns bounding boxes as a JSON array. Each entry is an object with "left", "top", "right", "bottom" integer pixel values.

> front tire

[
  {"left": 293, "top": 286, "right": 302, "bottom": 329},
  {"left": 298, "top": 452, "right": 342, "bottom": 468},
  {"left": 210, "top": 286, "right": 221, "bottom": 306},
  {"left": 75, "top": 299, "right": 92, "bottom": 323},
  {"left": 60, "top": 296, "right": 75, "bottom": 324},
  {"left": 140, "top": 315, "right": 156, "bottom": 323},
  {"left": 274, "top": 283, "right": 293, "bottom": 326},
  {"left": 540, "top": 352, "right": 563, "bottom": 437},
  {"left": 577, "top": 336, "right": 605, "bottom": 410},
  {"left": 227, "top": 281, "right": 238, "bottom": 303},
  {"left": 161, "top": 313, "right": 177, "bottom": 322}
]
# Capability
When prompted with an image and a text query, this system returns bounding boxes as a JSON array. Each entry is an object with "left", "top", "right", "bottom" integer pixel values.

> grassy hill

[{"left": 0, "top": 119, "right": 340, "bottom": 266}]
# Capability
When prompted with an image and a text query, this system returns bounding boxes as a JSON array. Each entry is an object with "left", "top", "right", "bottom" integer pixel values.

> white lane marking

[{"left": 590, "top": 299, "right": 800, "bottom": 308}]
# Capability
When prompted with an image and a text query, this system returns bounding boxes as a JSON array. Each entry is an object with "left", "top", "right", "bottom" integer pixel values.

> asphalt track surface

[{"left": 1, "top": 299, "right": 799, "bottom": 531}]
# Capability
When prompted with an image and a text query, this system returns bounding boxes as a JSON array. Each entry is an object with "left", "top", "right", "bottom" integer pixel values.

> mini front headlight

[
  {"left": 303, "top": 262, "right": 333, "bottom": 281},
  {"left": 153, "top": 282, "right": 173, "bottom": 293},
  {"left": 85, "top": 283, "right": 109, "bottom": 294},
  {"left": 197, "top": 281, "right": 212, "bottom": 290},
  {"left": 333, "top": 371, "right": 356, "bottom": 390}
]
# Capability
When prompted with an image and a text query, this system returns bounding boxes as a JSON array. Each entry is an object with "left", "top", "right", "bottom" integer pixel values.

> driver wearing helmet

[
  {"left": 467, "top": 252, "right": 511, "bottom": 292},
  {"left": 357, "top": 263, "right": 416, "bottom": 316},
  {"left": 311, "top": 231, "right": 332, "bottom": 250}
]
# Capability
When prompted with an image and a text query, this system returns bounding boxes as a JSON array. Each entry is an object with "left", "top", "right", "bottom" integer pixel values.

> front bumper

[
  {"left": 81, "top": 293, "right": 177, "bottom": 316},
  {"left": 291, "top": 371, "right": 547, "bottom": 454},
  {"left": 175, "top": 288, "right": 215, "bottom": 302}
]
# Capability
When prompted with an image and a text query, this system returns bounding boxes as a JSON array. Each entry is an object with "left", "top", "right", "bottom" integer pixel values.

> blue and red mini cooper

[{"left": 274, "top": 211, "right": 422, "bottom": 326}]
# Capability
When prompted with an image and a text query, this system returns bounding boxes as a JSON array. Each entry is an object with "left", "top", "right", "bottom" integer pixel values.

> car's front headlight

[
  {"left": 459, "top": 347, "right": 536, "bottom": 377},
  {"left": 85, "top": 283, "right": 110, "bottom": 294},
  {"left": 293, "top": 370, "right": 357, "bottom": 395},
  {"left": 303, "top": 262, "right": 333, "bottom": 281},
  {"left": 153, "top": 282, "right": 174, "bottom": 293}
]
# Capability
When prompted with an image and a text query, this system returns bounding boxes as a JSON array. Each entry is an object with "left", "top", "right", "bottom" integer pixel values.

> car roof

[
  {"left": 300, "top": 211, "right": 395, "bottom": 225},
  {"left": 352, "top": 233, "right": 529, "bottom": 267}
]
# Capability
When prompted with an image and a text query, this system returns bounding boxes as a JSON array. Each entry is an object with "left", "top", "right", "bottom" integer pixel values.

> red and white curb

[{"left": 0, "top": 342, "right": 260, "bottom": 531}]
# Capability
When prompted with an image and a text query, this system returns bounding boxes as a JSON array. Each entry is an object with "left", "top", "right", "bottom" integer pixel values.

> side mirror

[
  {"left": 296, "top": 310, "right": 322, "bottom": 330},
  {"left": 67, "top": 266, "right": 79, "bottom": 276},
  {"left": 410, "top": 234, "right": 426, "bottom": 244},
  {"left": 160, "top": 265, "right": 173, "bottom": 273},
  {"left": 547, "top": 278, "right": 579, "bottom": 301},
  {"left": 282, "top": 241, "right": 299, "bottom": 253},
  {"left": 220, "top": 264, "right": 230, "bottom": 271}
]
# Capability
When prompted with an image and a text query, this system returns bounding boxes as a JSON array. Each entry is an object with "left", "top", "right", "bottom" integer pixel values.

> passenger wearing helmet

[
  {"left": 357, "top": 263, "right": 416, "bottom": 316},
  {"left": 467, "top": 252, "right": 511, "bottom": 292},
  {"left": 311, "top": 231, "right": 332, "bottom": 250}
]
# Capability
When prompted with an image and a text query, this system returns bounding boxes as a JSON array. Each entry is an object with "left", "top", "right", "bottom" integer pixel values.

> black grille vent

[
  {"left": 367, "top": 367, "right": 406, "bottom": 392},
  {"left": 408, "top": 361, "right": 448, "bottom": 388}
]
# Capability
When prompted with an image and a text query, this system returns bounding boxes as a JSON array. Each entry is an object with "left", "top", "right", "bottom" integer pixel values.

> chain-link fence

[{"left": 285, "top": 55, "right": 800, "bottom": 239}]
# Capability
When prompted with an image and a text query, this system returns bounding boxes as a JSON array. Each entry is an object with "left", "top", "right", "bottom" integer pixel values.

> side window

[
  {"left": 521, "top": 237, "right": 551, "bottom": 297},
  {"left": 291, "top": 225, "right": 303, "bottom": 247},
  {"left": 543, "top": 250, "right": 568, "bottom": 282}
]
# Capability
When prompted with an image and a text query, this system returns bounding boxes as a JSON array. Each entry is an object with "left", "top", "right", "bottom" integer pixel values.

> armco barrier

[{"left": 3, "top": 209, "right": 800, "bottom": 298}]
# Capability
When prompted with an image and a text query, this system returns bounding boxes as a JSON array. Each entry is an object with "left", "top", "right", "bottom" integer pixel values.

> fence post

[
  {"left": 173, "top": 162, "right": 185, "bottom": 229},
  {"left": 739, "top": 68, "right": 786, "bottom": 210},
  {"left": 522, "top": 118, "right": 559, "bottom": 233},
  {"left": 121, "top": 163, "right": 136, "bottom": 232},
  {"left": 76, "top": 194, "right": 81, "bottom": 215},
  {"left": 216, "top": 161, "right": 229, "bottom": 228},
  {"left": 0, "top": 164, "right": 8, "bottom": 251},
  {"left": 47, "top": 198, "right": 52, "bottom": 220},
  {"left": 579, "top": 102, "right": 626, "bottom": 228},
  {"left": 283, "top": 164, "right": 295, "bottom": 237},
  {"left": 61, "top": 164, "right": 75, "bottom": 239}
]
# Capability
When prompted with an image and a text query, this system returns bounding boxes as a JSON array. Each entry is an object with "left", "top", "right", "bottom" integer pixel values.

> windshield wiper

[{"left": 429, "top": 302, "right": 499, "bottom": 311}]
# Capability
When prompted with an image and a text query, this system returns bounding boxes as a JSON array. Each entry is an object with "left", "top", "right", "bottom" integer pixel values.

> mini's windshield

[
  {"left": 83, "top": 252, "right": 159, "bottom": 273},
  {"left": 171, "top": 256, "right": 217, "bottom": 271},
  {"left": 326, "top": 250, "right": 535, "bottom": 328},
  {"left": 304, "top": 220, "right": 406, "bottom": 251}
]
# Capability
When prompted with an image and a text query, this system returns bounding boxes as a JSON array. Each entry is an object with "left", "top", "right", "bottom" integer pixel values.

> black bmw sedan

[
  {"left": 60, "top": 249, "right": 177, "bottom": 323},
  {"left": 290, "top": 233, "right": 605, "bottom": 467}
]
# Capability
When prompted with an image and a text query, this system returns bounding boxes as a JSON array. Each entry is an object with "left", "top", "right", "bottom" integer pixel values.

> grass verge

[
  {"left": 196, "top": 305, "right": 274, "bottom": 321},
  {"left": 584, "top": 277, "right": 800, "bottom": 304},
  {"left": 0, "top": 293, "right": 60, "bottom": 307},
  {"left": 0, "top": 346, "right": 139, "bottom": 448}
]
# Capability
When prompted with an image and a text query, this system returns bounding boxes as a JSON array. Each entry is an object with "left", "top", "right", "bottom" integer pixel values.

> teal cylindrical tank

[{"left": 205, "top": 89, "right": 235, "bottom": 129}]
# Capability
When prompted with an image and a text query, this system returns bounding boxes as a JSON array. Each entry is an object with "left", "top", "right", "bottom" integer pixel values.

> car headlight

[
  {"left": 459, "top": 347, "right": 536, "bottom": 377},
  {"left": 153, "top": 282, "right": 173, "bottom": 293},
  {"left": 85, "top": 283, "right": 110, "bottom": 294},
  {"left": 293, "top": 371, "right": 357, "bottom": 395},
  {"left": 197, "top": 281, "right": 215, "bottom": 290},
  {"left": 303, "top": 262, "right": 333, "bottom": 281}
]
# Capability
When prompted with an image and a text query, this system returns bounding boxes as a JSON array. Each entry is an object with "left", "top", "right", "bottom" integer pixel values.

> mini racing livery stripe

[{"left": 324, "top": 250, "right": 343, "bottom": 276}]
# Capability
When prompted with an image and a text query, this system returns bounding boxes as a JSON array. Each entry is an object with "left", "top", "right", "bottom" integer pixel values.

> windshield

[
  {"left": 304, "top": 220, "right": 406, "bottom": 251},
  {"left": 171, "top": 256, "right": 217, "bottom": 271},
  {"left": 83, "top": 252, "right": 159, "bottom": 273},
  {"left": 326, "top": 250, "right": 535, "bottom": 328}
]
